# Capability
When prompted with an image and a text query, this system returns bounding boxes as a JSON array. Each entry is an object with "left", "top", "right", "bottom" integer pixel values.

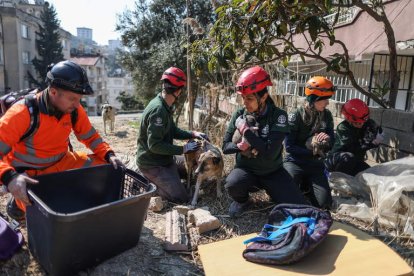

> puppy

[
  {"left": 361, "top": 119, "right": 382, "bottom": 146},
  {"left": 305, "top": 134, "right": 331, "bottom": 158},
  {"left": 101, "top": 103, "right": 116, "bottom": 135},
  {"left": 232, "top": 114, "right": 259, "bottom": 158},
  {"left": 184, "top": 139, "right": 224, "bottom": 206}
]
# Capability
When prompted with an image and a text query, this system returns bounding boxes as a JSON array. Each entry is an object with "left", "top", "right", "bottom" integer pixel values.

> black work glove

[{"left": 183, "top": 141, "right": 201, "bottom": 154}]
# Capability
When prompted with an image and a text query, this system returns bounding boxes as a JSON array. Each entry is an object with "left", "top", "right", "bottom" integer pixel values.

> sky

[{"left": 46, "top": 0, "right": 137, "bottom": 45}]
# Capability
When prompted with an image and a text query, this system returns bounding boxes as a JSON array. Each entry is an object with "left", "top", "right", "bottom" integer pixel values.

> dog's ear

[{"left": 101, "top": 105, "right": 104, "bottom": 110}]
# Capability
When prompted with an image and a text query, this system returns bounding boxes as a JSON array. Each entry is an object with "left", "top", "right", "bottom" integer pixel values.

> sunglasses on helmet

[
  {"left": 165, "top": 72, "right": 186, "bottom": 82},
  {"left": 306, "top": 83, "right": 337, "bottom": 92},
  {"left": 235, "top": 76, "right": 270, "bottom": 93}
]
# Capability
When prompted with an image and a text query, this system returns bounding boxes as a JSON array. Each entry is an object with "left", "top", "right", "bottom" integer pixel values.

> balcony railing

[{"left": 324, "top": 6, "right": 359, "bottom": 27}]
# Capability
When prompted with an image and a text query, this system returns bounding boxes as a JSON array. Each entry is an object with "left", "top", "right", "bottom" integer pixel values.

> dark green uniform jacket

[
  {"left": 136, "top": 93, "right": 193, "bottom": 168},
  {"left": 222, "top": 103, "right": 290, "bottom": 176},
  {"left": 330, "top": 119, "right": 377, "bottom": 161},
  {"left": 285, "top": 106, "right": 334, "bottom": 164}
]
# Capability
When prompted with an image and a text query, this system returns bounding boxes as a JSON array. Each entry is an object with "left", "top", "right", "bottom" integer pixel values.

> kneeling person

[{"left": 136, "top": 67, "right": 208, "bottom": 203}]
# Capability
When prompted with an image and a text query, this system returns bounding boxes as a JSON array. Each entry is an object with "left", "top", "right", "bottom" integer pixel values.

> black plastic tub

[{"left": 26, "top": 165, "right": 156, "bottom": 276}]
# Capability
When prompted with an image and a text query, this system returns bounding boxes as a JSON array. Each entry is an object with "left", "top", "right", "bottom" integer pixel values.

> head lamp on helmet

[
  {"left": 46, "top": 61, "right": 93, "bottom": 95},
  {"left": 235, "top": 66, "right": 273, "bottom": 95}
]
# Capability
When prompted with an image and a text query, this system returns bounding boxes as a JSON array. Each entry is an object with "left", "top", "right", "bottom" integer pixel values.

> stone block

[
  {"left": 382, "top": 109, "right": 402, "bottom": 130},
  {"left": 164, "top": 210, "right": 189, "bottom": 251},
  {"left": 188, "top": 208, "right": 222, "bottom": 234},
  {"left": 148, "top": 196, "right": 164, "bottom": 212},
  {"left": 173, "top": 205, "right": 191, "bottom": 215},
  {"left": 369, "top": 107, "right": 385, "bottom": 125},
  {"left": 396, "top": 111, "right": 414, "bottom": 132}
]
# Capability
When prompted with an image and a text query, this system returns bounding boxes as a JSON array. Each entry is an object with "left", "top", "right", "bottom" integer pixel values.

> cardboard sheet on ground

[{"left": 199, "top": 222, "right": 412, "bottom": 276}]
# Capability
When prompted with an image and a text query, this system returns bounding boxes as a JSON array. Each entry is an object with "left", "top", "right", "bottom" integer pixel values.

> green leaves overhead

[
  {"left": 30, "top": 3, "right": 63, "bottom": 88},
  {"left": 116, "top": 0, "right": 215, "bottom": 104}
]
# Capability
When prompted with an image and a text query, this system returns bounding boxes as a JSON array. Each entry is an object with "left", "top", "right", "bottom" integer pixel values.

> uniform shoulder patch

[
  {"left": 154, "top": 116, "right": 163, "bottom": 126},
  {"left": 276, "top": 114, "right": 287, "bottom": 127},
  {"left": 277, "top": 114, "right": 287, "bottom": 124},
  {"left": 288, "top": 113, "right": 296, "bottom": 122}
]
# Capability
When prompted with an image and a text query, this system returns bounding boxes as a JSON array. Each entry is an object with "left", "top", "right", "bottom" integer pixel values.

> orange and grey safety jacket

[{"left": 0, "top": 90, "right": 113, "bottom": 186}]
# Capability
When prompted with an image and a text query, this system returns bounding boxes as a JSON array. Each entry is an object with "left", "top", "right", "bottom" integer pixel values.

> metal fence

[{"left": 271, "top": 59, "right": 371, "bottom": 104}]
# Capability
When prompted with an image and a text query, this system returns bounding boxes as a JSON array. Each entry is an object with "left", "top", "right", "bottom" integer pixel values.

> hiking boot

[
  {"left": 229, "top": 200, "right": 251, "bottom": 218},
  {"left": 6, "top": 197, "right": 25, "bottom": 221}
]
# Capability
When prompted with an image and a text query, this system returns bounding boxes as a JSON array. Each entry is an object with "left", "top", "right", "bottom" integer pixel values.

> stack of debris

[{"left": 164, "top": 205, "right": 222, "bottom": 251}]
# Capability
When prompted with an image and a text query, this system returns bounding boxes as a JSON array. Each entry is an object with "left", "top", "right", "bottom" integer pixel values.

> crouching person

[
  {"left": 283, "top": 76, "right": 335, "bottom": 209},
  {"left": 325, "top": 98, "right": 384, "bottom": 176},
  {"left": 136, "top": 67, "right": 208, "bottom": 203},
  {"left": 0, "top": 61, "right": 124, "bottom": 220},
  {"left": 222, "top": 66, "right": 306, "bottom": 218}
]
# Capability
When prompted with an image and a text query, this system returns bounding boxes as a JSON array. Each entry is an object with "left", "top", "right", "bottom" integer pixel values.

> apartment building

[
  {"left": 275, "top": 0, "right": 414, "bottom": 111},
  {"left": 0, "top": 0, "right": 72, "bottom": 93},
  {"left": 106, "top": 73, "right": 134, "bottom": 110},
  {"left": 70, "top": 55, "right": 107, "bottom": 116}
]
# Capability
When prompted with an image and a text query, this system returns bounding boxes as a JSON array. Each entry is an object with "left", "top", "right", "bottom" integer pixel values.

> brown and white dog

[
  {"left": 184, "top": 139, "right": 224, "bottom": 206},
  {"left": 101, "top": 103, "right": 116, "bottom": 135}
]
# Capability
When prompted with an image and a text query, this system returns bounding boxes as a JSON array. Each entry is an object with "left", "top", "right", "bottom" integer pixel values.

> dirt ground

[{"left": 1, "top": 114, "right": 413, "bottom": 275}]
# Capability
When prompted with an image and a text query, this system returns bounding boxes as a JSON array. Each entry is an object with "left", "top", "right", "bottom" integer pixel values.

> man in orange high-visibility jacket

[{"left": 0, "top": 61, "right": 124, "bottom": 220}]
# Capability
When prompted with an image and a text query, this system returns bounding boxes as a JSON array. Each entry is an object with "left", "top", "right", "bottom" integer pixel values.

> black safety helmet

[{"left": 46, "top": 61, "right": 93, "bottom": 95}]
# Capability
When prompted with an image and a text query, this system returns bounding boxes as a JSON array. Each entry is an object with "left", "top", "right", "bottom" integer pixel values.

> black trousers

[
  {"left": 283, "top": 161, "right": 332, "bottom": 209},
  {"left": 224, "top": 166, "right": 307, "bottom": 205},
  {"left": 325, "top": 152, "right": 370, "bottom": 176}
]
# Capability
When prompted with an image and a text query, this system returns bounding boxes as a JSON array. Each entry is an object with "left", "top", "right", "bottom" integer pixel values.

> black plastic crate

[{"left": 26, "top": 165, "right": 156, "bottom": 276}]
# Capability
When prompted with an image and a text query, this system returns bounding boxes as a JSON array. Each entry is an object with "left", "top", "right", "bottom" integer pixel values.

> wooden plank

[{"left": 198, "top": 222, "right": 412, "bottom": 276}]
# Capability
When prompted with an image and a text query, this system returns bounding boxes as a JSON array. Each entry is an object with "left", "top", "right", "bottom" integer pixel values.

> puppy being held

[
  {"left": 232, "top": 114, "right": 259, "bottom": 158},
  {"left": 184, "top": 139, "right": 224, "bottom": 207},
  {"left": 101, "top": 103, "right": 116, "bottom": 135},
  {"left": 305, "top": 132, "right": 331, "bottom": 158}
]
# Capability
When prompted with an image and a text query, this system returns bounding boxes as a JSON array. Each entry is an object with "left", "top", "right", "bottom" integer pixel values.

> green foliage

[
  {"left": 116, "top": 0, "right": 215, "bottom": 104},
  {"left": 116, "top": 91, "right": 144, "bottom": 110},
  {"left": 29, "top": 3, "right": 64, "bottom": 88},
  {"left": 192, "top": 0, "right": 393, "bottom": 107}
]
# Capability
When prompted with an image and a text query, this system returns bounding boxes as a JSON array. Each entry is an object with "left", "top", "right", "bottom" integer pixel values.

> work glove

[
  {"left": 235, "top": 116, "right": 249, "bottom": 135},
  {"left": 237, "top": 137, "right": 251, "bottom": 151},
  {"left": 372, "top": 128, "right": 385, "bottom": 145},
  {"left": 109, "top": 155, "right": 125, "bottom": 170},
  {"left": 192, "top": 131, "right": 210, "bottom": 142},
  {"left": 183, "top": 140, "right": 201, "bottom": 154},
  {"left": 7, "top": 173, "right": 38, "bottom": 206}
]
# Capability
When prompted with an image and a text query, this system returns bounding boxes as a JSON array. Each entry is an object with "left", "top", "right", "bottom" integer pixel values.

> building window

[
  {"left": 22, "top": 51, "right": 30, "bottom": 64},
  {"left": 21, "top": 24, "right": 29, "bottom": 39},
  {"left": 61, "top": 39, "right": 67, "bottom": 49}
]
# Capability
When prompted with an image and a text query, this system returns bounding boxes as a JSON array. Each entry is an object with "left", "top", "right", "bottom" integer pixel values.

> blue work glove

[
  {"left": 235, "top": 116, "right": 249, "bottom": 135},
  {"left": 192, "top": 131, "right": 210, "bottom": 141},
  {"left": 183, "top": 140, "right": 201, "bottom": 154}
]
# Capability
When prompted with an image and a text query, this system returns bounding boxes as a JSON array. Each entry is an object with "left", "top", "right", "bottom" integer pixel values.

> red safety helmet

[
  {"left": 305, "top": 76, "right": 335, "bottom": 97},
  {"left": 235, "top": 66, "right": 273, "bottom": 95},
  {"left": 161, "top": 67, "right": 186, "bottom": 87},
  {"left": 342, "top": 98, "right": 369, "bottom": 123}
]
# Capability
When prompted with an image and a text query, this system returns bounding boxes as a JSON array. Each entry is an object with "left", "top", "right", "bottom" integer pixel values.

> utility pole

[{"left": 186, "top": 0, "right": 193, "bottom": 130}]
